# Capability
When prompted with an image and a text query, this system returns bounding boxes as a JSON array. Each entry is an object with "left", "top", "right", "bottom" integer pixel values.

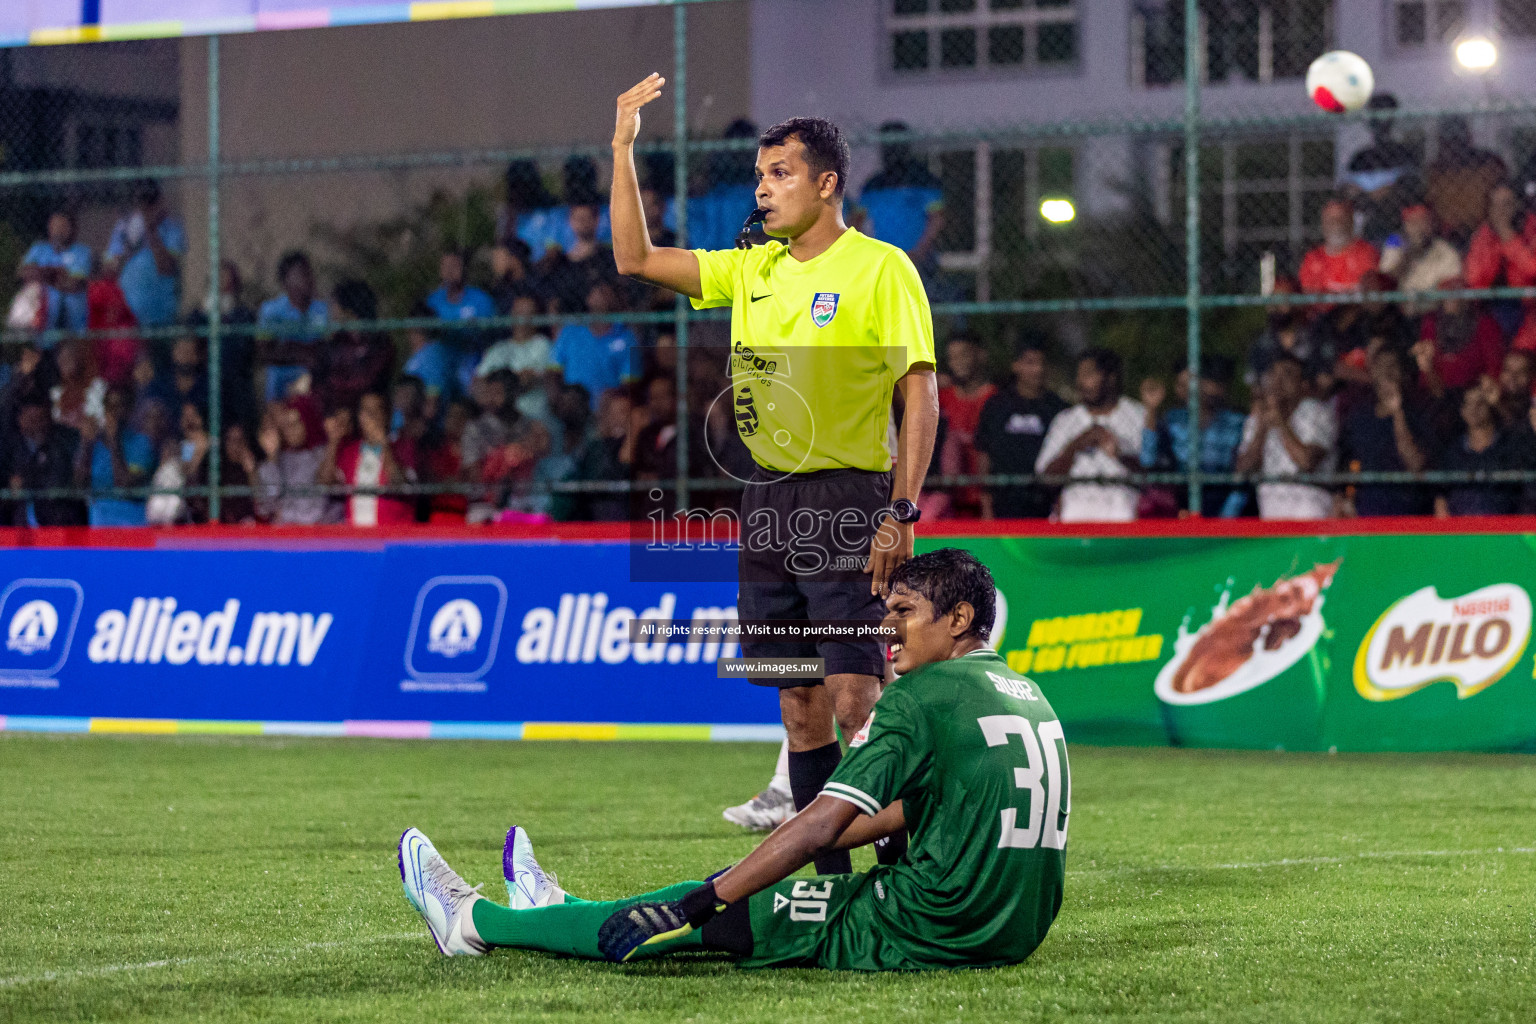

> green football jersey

[{"left": 821, "top": 648, "right": 1069, "bottom": 967}]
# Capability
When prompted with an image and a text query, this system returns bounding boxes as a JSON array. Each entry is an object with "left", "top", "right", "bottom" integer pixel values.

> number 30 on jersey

[{"left": 978, "top": 715, "right": 1070, "bottom": 851}]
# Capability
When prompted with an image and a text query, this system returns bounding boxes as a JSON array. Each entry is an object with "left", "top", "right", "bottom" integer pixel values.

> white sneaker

[
  {"left": 397, "top": 827, "right": 488, "bottom": 956},
  {"left": 722, "top": 784, "right": 795, "bottom": 831},
  {"left": 502, "top": 826, "right": 566, "bottom": 909}
]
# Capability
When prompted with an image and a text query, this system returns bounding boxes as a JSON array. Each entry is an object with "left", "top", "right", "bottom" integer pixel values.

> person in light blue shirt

[
  {"left": 858, "top": 121, "right": 945, "bottom": 274},
  {"left": 84, "top": 385, "right": 155, "bottom": 527},
  {"left": 426, "top": 249, "right": 498, "bottom": 324},
  {"left": 528, "top": 205, "right": 613, "bottom": 257},
  {"left": 105, "top": 180, "right": 187, "bottom": 329},
  {"left": 496, "top": 159, "right": 564, "bottom": 258},
  {"left": 528, "top": 155, "right": 614, "bottom": 257},
  {"left": 1139, "top": 355, "right": 1250, "bottom": 518},
  {"left": 663, "top": 119, "right": 761, "bottom": 251},
  {"left": 19, "top": 210, "right": 93, "bottom": 336},
  {"left": 403, "top": 301, "right": 457, "bottom": 420},
  {"left": 550, "top": 280, "right": 637, "bottom": 409},
  {"left": 257, "top": 250, "right": 332, "bottom": 401},
  {"left": 426, "top": 248, "right": 498, "bottom": 381}
]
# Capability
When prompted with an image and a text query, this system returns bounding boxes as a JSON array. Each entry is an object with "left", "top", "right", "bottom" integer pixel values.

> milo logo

[{"left": 1353, "top": 583, "right": 1532, "bottom": 701}]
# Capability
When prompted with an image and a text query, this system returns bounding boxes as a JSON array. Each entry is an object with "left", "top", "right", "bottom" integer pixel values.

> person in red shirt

[
  {"left": 1412, "top": 277, "right": 1506, "bottom": 399},
  {"left": 422, "top": 398, "right": 474, "bottom": 522},
  {"left": 1463, "top": 182, "right": 1536, "bottom": 351},
  {"left": 321, "top": 392, "right": 416, "bottom": 526},
  {"left": 1299, "top": 199, "right": 1379, "bottom": 298},
  {"left": 85, "top": 272, "right": 141, "bottom": 388},
  {"left": 935, "top": 334, "right": 996, "bottom": 519}
]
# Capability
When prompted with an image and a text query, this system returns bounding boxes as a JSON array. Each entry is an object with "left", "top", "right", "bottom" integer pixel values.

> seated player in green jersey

[{"left": 396, "top": 548, "right": 1070, "bottom": 971}]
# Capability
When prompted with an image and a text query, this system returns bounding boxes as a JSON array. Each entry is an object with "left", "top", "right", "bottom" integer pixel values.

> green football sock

[{"left": 470, "top": 881, "right": 705, "bottom": 960}]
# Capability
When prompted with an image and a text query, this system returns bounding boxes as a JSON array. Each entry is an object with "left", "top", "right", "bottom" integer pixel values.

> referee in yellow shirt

[{"left": 610, "top": 75, "right": 939, "bottom": 875}]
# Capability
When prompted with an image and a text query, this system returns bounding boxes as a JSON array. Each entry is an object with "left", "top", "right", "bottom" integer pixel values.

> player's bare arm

[
  {"left": 611, "top": 73, "right": 703, "bottom": 298},
  {"left": 833, "top": 799, "right": 906, "bottom": 850},
  {"left": 867, "top": 366, "right": 937, "bottom": 597}
]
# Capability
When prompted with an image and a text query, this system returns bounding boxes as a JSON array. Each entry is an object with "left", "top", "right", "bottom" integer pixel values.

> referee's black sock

[
  {"left": 873, "top": 828, "right": 908, "bottom": 866},
  {"left": 788, "top": 741, "right": 852, "bottom": 875}
]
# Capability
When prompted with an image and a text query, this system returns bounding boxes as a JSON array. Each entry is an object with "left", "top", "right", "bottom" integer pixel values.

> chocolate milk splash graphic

[
  {"left": 1154, "top": 561, "right": 1342, "bottom": 750},
  {"left": 1172, "top": 561, "right": 1341, "bottom": 695}
]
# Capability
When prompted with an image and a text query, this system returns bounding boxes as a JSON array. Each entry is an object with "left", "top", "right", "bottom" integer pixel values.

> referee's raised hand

[
  {"left": 610, "top": 75, "right": 702, "bottom": 298},
  {"left": 614, "top": 73, "right": 666, "bottom": 148}
]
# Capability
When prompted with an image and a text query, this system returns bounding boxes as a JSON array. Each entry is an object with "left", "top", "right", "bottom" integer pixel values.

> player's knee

[
  {"left": 834, "top": 706, "right": 869, "bottom": 742},
  {"left": 780, "top": 686, "right": 835, "bottom": 746},
  {"left": 778, "top": 686, "right": 814, "bottom": 724},
  {"left": 829, "top": 679, "right": 878, "bottom": 738}
]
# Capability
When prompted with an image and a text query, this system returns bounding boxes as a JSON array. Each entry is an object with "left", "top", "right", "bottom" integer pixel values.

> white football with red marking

[{"left": 1306, "top": 50, "right": 1374, "bottom": 113}]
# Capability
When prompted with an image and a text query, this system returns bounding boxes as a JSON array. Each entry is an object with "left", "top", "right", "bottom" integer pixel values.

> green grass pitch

[{"left": 2, "top": 734, "right": 1533, "bottom": 1023}]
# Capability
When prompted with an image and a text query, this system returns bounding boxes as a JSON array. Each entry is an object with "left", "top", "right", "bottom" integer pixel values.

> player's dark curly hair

[
  {"left": 759, "top": 117, "right": 850, "bottom": 197},
  {"left": 888, "top": 548, "right": 997, "bottom": 642}
]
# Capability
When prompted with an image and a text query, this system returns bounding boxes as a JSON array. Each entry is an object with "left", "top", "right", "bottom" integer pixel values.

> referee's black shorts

[{"left": 737, "top": 467, "right": 890, "bottom": 687}]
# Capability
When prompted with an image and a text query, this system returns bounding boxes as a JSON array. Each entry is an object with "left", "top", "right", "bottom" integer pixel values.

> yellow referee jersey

[{"left": 692, "top": 227, "right": 935, "bottom": 474}]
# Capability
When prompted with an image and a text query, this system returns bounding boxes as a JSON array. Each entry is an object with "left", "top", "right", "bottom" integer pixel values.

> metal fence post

[
  {"left": 206, "top": 34, "right": 223, "bottom": 523},
  {"left": 672, "top": 1, "right": 691, "bottom": 515},
  {"left": 1183, "top": 0, "right": 1203, "bottom": 517}
]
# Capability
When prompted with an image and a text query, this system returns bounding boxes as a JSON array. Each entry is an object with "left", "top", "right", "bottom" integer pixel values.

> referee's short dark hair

[
  {"left": 759, "top": 117, "right": 851, "bottom": 197},
  {"left": 888, "top": 548, "right": 997, "bottom": 643}
]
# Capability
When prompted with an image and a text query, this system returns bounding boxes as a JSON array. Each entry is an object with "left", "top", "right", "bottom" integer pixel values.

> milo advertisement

[{"left": 923, "top": 534, "right": 1536, "bottom": 752}]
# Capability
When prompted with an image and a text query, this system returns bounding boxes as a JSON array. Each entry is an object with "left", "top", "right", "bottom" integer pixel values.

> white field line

[{"left": 0, "top": 931, "right": 422, "bottom": 990}]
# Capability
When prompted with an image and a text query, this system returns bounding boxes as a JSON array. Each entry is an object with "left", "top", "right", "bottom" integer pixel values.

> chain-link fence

[{"left": 2, "top": 0, "right": 1536, "bottom": 527}]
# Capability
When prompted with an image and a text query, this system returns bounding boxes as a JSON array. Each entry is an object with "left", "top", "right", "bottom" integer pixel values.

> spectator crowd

[{"left": 4, "top": 108, "right": 1536, "bottom": 527}]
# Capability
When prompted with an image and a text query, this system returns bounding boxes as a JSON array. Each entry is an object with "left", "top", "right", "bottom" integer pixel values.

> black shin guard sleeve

[
  {"left": 788, "top": 741, "right": 852, "bottom": 875},
  {"left": 873, "top": 827, "right": 908, "bottom": 866},
  {"left": 700, "top": 898, "right": 753, "bottom": 957}
]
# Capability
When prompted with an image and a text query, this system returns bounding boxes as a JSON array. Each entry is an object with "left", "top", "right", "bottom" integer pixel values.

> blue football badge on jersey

[
  {"left": 0, "top": 578, "right": 84, "bottom": 680},
  {"left": 810, "top": 292, "right": 840, "bottom": 328}
]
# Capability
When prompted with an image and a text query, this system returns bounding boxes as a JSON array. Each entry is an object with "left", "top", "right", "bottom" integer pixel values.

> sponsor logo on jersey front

[
  {"left": 0, "top": 579, "right": 84, "bottom": 684},
  {"left": 1354, "top": 583, "right": 1531, "bottom": 701},
  {"left": 810, "top": 292, "right": 840, "bottom": 328},
  {"left": 734, "top": 385, "right": 759, "bottom": 435},
  {"left": 404, "top": 576, "right": 508, "bottom": 691}
]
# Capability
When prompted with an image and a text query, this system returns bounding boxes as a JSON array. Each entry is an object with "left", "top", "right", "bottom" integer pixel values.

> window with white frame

[
  {"left": 1168, "top": 133, "right": 1336, "bottom": 288},
  {"left": 1391, "top": 0, "right": 1467, "bottom": 47},
  {"left": 1132, "top": 0, "right": 1333, "bottom": 88},
  {"left": 933, "top": 143, "right": 1076, "bottom": 301},
  {"left": 888, "top": 0, "right": 1080, "bottom": 76},
  {"left": 1394, "top": 0, "right": 1536, "bottom": 47}
]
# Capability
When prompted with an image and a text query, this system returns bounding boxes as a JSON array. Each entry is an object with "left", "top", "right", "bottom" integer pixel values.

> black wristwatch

[{"left": 879, "top": 498, "right": 922, "bottom": 525}]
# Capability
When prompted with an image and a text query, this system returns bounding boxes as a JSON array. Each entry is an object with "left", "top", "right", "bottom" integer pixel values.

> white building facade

[{"left": 748, "top": 0, "right": 1536, "bottom": 296}]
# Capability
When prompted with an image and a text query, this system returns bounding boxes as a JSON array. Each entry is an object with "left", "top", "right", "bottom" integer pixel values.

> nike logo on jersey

[{"left": 751, "top": 292, "right": 772, "bottom": 302}]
